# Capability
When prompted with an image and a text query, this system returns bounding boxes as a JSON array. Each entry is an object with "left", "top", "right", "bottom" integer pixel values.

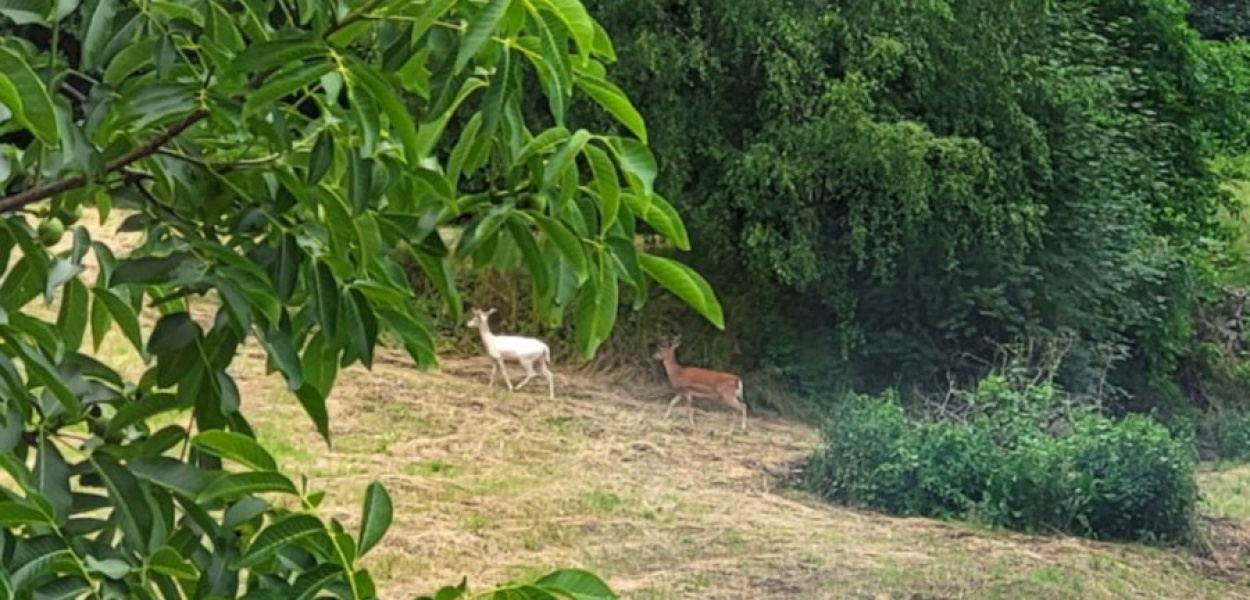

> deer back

[{"left": 666, "top": 363, "right": 739, "bottom": 397}]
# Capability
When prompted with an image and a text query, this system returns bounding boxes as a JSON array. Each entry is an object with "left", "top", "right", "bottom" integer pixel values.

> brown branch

[{"left": 0, "top": 107, "right": 210, "bottom": 214}]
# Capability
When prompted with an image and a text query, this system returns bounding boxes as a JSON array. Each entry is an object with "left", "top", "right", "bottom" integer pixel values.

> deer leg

[
  {"left": 514, "top": 358, "right": 537, "bottom": 391},
  {"left": 487, "top": 361, "right": 499, "bottom": 388},
  {"left": 540, "top": 359, "right": 555, "bottom": 399},
  {"left": 496, "top": 359, "right": 515, "bottom": 391},
  {"left": 664, "top": 394, "right": 683, "bottom": 420},
  {"left": 686, "top": 393, "right": 696, "bottom": 428}
]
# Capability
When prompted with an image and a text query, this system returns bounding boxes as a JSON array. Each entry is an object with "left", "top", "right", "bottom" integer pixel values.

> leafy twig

[{"left": 0, "top": 108, "right": 211, "bottom": 214}]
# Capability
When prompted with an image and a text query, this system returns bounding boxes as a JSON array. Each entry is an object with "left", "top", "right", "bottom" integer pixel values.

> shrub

[
  {"left": 805, "top": 384, "right": 1199, "bottom": 543},
  {"left": 1213, "top": 410, "right": 1250, "bottom": 460}
]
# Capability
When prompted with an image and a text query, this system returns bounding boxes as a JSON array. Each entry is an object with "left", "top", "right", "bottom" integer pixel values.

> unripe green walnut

[
  {"left": 58, "top": 205, "right": 84, "bottom": 226},
  {"left": 37, "top": 216, "right": 65, "bottom": 246}
]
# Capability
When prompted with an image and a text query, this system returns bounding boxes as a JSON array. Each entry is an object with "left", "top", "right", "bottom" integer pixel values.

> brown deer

[{"left": 652, "top": 336, "right": 747, "bottom": 431}]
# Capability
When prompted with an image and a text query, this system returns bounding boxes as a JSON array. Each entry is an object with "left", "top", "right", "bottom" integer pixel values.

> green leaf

[
  {"left": 516, "top": 126, "right": 571, "bottom": 164},
  {"left": 147, "top": 546, "right": 198, "bottom": 580},
  {"left": 56, "top": 277, "right": 88, "bottom": 352},
  {"left": 234, "top": 514, "right": 325, "bottom": 568},
  {"left": 609, "top": 138, "right": 656, "bottom": 196},
  {"left": 506, "top": 216, "right": 552, "bottom": 301},
  {"left": 128, "top": 456, "right": 213, "bottom": 498},
  {"left": 639, "top": 254, "right": 724, "bottom": 329},
  {"left": 89, "top": 455, "right": 155, "bottom": 553},
  {"left": 44, "top": 259, "right": 84, "bottom": 304},
  {"left": 535, "top": 0, "right": 594, "bottom": 62},
  {"left": 535, "top": 569, "right": 617, "bottom": 600},
  {"left": 30, "top": 576, "right": 89, "bottom": 600},
  {"left": 574, "top": 75, "right": 646, "bottom": 143},
  {"left": 0, "top": 332, "right": 79, "bottom": 418},
  {"left": 582, "top": 144, "right": 619, "bottom": 234},
  {"left": 376, "top": 307, "right": 437, "bottom": 369},
  {"left": 88, "top": 287, "right": 112, "bottom": 351},
  {"left": 414, "top": 77, "right": 488, "bottom": 159},
  {"left": 147, "top": 313, "right": 200, "bottom": 356},
  {"left": 291, "top": 564, "right": 344, "bottom": 600},
  {"left": 294, "top": 384, "right": 331, "bottom": 446},
  {"left": 0, "top": 502, "right": 52, "bottom": 527},
  {"left": 307, "top": 130, "right": 334, "bottom": 186},
  {"left": 312, "top": 261, "right": 339, "bottom": 339},
  {"left": 530, "top": 8, "right": 572, "bottom": 124},
  {"left": 0, "top": 0, "right": 50, "bottom": 25},
  {"left": 344, "top": 289, "right": 376, "bottom": 368},
  {"left": 192, "top": 431, "right": 279, "bottom": 472},
  {"left": 357, "top": 481, "right": 393, "bottom": 556},
  {"left": 198, "top": 471, "right": 299, "bottom": 503},
  {"left": 345, "top": 56, "right": 422, "bottom": 166},
  {"left": 456, "top": 0, "right": 512, "bottom": 73},
  {"left": 82, "top": 0, "right": 118, "bottom": 71},
  {"left": 224, "top": 37, "right": 326, "bottom": 76},
  {"left": 103, "top": 39, "right": 157, "bottom": 86},
  {"left": 110, "top": 252, "right": 202, "bottom": 286},
  {"left": 34, "top": 437, "right": 71, "bottom": 522},
  {"left": 590, "top": 19, "right": 616, "bottom": 62},
  {"left": 543, "top": 129, "right": 590, "bottom": 190},
  {"left": 411, "top": 0, "right": 457, "bottom": 41},
  {"left": 0, "top": 48, "right": 58, "bottom": 146},
  {"left": 244, "top": 61, "right": 335, "bottom": 116},
  {"left": 92, "top": 287, "right": 145, "bottom": 356},
  {"left": 84, "top": 556, "right": 131, "bottom": 580},
  {"left": 259, "top": 326, "right": 304, "bottom": 391},
  {"left": 531, "top": 213, "right": 589, "bottom": 284},
  {"left": 622, "top": 193, "right": 689, "bottom": 250},
  {"left": 575, "top": 254, "right": 618, "bottom": 358},
  {"left": 107, "top": 393, "right": 182, "bottom": 435}
]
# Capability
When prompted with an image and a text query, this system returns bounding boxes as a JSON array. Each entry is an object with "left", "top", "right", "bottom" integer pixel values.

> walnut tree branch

[{"left": 0, "top": 107, "right": 210, "bottom": 215}]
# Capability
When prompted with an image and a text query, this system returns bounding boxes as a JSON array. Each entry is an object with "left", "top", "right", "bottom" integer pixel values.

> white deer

[
  {"left": 653, "top": 335, "right": 747, "bottom": 431},
  {"left": 466, "top": 308, "right": 555, "bottom": 399}
]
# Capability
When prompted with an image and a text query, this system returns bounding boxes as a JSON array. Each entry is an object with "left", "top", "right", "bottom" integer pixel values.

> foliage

[
  {"left": 805, "top": 377, "right": 1199, "bottom": 543},
  {"left": 0, "top": 0, "right": 714, "bottom": 596},
  {"left": 1190, "top": 0, "right": 1250, "bottom": 40},
  {"left": 581, "top": 0, "right": 1250, "bottom": 409},
  {"left": 1213, "top": 410, "right": 1250, "bottom": 461}
]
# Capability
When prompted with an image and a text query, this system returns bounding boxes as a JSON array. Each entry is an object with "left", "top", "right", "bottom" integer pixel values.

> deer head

[
  {"left": 466, "top": 307, "right": 497, "bottom": 329},
  {"left": 652, "top": 335, "right": 682, "bottom": 361}
]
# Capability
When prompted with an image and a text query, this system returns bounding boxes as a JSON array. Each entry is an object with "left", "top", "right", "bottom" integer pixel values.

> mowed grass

[
  {"left": 219, "top": 347, "right": 1250, "bottom": 600},
  {"left": 11, "top": 208, "right": 1250, "bottom": 599}
]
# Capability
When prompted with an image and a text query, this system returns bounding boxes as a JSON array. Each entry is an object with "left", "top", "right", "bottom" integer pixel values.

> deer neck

[
  {"left": 659, "top": 355, "right": 683, "bottom": 380},
  {"left": 475, "top": 322, "right": 497, "bottom": 347}
]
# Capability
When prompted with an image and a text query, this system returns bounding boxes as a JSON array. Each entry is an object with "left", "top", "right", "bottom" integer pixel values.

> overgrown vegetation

[
  {"left": 805, "top": 375, "right": 1199, "bottom": 543},
  {"left": 0, "top": 0, "right": 720, "bottom": 597},
  {"left": 579, "top": 0, "right": 1250, "bottom": 416}
]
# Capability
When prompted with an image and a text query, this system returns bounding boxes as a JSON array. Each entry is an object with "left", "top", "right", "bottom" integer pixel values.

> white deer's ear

[{"left": 486, "top": 308, "right": 497, "bottom": 315}]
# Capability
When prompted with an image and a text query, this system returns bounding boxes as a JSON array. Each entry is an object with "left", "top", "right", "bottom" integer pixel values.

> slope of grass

[
  {"left": 216, "top": 346, "right": 1249, "bottom": 600},
  {"left": 15, "top": 208, "right": 1250, "bottom": 599}
]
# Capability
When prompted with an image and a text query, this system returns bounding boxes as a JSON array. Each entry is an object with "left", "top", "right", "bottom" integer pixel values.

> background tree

[
  {"left": 582, "top": 0, "right": 1250, "bottom": 413},
  {"left": 0, "top": 0, "right": 719, "bottom": 597}
]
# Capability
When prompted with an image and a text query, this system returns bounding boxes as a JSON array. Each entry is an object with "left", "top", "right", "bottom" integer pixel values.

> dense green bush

[
  {"left": 580, "top": 0, "right": 1250, "bottom": 411},
  {"left": 805, "top": 381, "right": 1198, "bottom": 543},
  {"left": 1213, "top": 411, "right": 1250, "bottom": 460}
]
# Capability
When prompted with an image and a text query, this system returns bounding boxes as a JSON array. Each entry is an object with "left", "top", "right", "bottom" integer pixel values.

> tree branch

[
  {"left": 0, "top": 0, "right": 384, "bottom": 216},
  {"left": 0, "top": 108, "right": 210, "bottom": 215}
]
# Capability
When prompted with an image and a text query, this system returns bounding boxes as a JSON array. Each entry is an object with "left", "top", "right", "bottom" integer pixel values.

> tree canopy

[{"left": 584, "top": 0, "right": 1250, "bottom": 408}]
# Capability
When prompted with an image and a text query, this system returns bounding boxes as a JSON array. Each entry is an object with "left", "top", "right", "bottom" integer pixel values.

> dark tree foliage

[
  {"left": 1191, "top": 0, "right": 1250, "bottom": 40},
  {"left": 583, "top": 0, "right": 1250, "bottom": 408}
]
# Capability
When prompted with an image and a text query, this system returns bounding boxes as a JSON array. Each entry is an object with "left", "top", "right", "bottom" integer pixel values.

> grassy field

[
  {"left": 21, "top": 210, "right": 1250, "bottom": 599},
  {"left": 216, "top": 343, "right": 1250, "bottom": 600}
]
